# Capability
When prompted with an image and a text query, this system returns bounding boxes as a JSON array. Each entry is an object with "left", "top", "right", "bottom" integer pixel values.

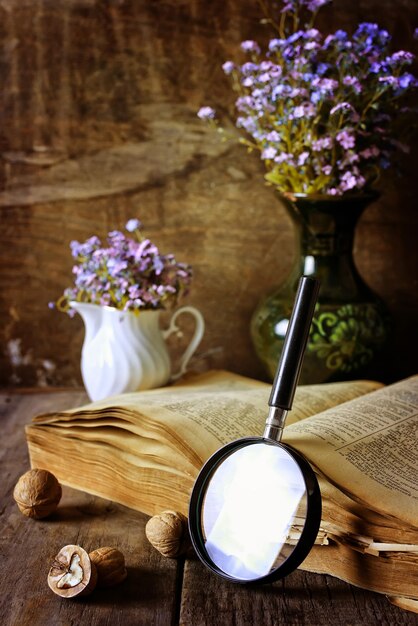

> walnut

[
  {"left": 47, "top": 545, "right": 97, "bottom": 598},
  {"left": 89, "top": 547, "right": 127, "bottom": 587},
  {"left": 13, "top": 468, "right": 62, "bottom": 519},
  {"left": 145, "top": 510, "right": 192, "bottom": 558}
]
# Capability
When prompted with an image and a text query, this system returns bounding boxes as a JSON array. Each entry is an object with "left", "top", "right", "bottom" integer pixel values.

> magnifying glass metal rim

[{"left": 188, "top": 436, "right": 322, "bottom": 585}]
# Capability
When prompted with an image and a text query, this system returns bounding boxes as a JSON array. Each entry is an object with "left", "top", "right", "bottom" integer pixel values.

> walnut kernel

[
  {"left": 89, "top": 546, "right": 127, "bottom": 587},
  {"left": 13, "top": 468, "right": 62, "bottom": 519},
  {"left": 145, "top": 510, "right": 191, "bottom": 558},
  {"left": 48, "top": 545, "right": 97, "bottom": 598}
]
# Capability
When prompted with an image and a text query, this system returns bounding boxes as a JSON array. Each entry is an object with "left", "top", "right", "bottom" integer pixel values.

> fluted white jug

[{"left": 70, "top": 302, "right": 205, "bottom": 401}]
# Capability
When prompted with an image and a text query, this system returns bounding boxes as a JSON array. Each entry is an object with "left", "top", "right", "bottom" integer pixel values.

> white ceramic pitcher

[{"left": 70, "top": 302, "right": 205, "bottom": 401}]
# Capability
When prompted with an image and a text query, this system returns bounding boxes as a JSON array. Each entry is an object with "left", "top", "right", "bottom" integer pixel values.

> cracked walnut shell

[
  {"left": 48, "top": 545, "right": 97, "bottom": 598},
  {"left": 89, "top": 547, "right": 128, "bottom": 587},
  {"left": 13, "top": 469, "right": 62, "bottom": 519}
]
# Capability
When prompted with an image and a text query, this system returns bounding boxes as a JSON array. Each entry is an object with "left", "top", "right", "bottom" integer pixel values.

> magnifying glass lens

[{"left": 199, "top": 441, "right": 310, "bottom": 581}]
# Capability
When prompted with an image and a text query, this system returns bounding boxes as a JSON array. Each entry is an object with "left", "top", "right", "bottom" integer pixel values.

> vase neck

[
  {"left": 288, "top": 195, "right": 371, "bottom": 258},
  {"left": 282, "top": 194, "right": 379, "bottom": 298}
]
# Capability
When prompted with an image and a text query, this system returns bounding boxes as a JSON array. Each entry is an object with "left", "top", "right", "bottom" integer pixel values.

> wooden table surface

[{"left": 1, "top": 389, "right": 417, "bottom": 626}]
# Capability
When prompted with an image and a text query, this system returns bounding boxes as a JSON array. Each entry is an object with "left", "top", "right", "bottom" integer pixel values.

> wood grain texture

[
  {"left": 0, "top": 0, "right": 417, "bottom": 388},
  {"left": 180, "top": 558, "right": 418, "bottom": 626}
]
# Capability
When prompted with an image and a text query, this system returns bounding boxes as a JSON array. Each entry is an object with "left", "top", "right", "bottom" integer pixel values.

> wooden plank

[
  {"left": 179, "top": 546, "right": 418, "bottom": 626},
  {"left": 0, "top": 391, "right": 181, "bottom": 626}
]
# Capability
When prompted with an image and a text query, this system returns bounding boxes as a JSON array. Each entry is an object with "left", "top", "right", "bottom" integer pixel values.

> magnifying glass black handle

[{"left": 269, "top": 276, "right": 320, "bottom": 411}]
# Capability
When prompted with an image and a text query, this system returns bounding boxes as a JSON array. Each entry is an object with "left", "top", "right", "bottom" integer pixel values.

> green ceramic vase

[{"left": 250, "top": 192, "right": 391, "bottom": 384}]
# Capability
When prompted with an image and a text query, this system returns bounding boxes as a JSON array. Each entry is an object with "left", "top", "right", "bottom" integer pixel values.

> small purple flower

[
  {"left": 307, "top": 0, "right": 331, "bottom": 11},
  {"left": 339, "top": 170, "right": 365, "bottom": 192},
  {"left": 240, "top": 40, "right": 261, "bottom": 54},
  {"left": 399, "top": 73, "right": 418, "bottom": 89},
  {"left": 316, "top": 63, "right": 329, "bottom": 76},
  {"left": 70, "top": 240, "right": 82, "bottom": 256},
  {"left": 222, "top": 61, "right": 235, "bottom": 74},
  {"left": 293, "top": 105, "right": 305, "bottom": 118},
  {"left": 242, "top": 76, "right": 255, "bottom": 87},
  {"left": 281, "top": 0, "right": 295, "bottom": 11},
  {"left": 274, "top": 152, "right": 294, "bottom": 164},
  {"left": 108, "top": 230, "right": 125, "bottom": 243},
  {"left": 304, "top": 41, "right": 319, "bottom": 51},
  {"left": 197, "top": 106, "right": 216, "bottom": 120},
  {"left": 387, "top": 50, "right": 414, "bottom": 65},
  {"left": 301, "top": 102, "right": 316, "bottom": 118},
  {"left": 70, "top": 236, "right": 101, "bottom": 258},
  {"left": 312, "top": 136, "right": 333, "bottom": 151},
  {"left": 272, "top": 84, "right": 291, "bottom": 99},
  {"left": 269, "top": 39, "right": 284, "bottom": 52},
  {"left": 343, "top": 76, "right": 362, "bottom": 94},
  {"left": 305, "top": 28, "right": 320, "bottom": 39},
  {"left": 322, "top": 165, "right": 332, "bottom": 175},
  {"left": 310, "top": 91, "right": 322, "bottom": 104},
  {"left": 318, "top": 78, "right": 338, "bottom": 93},
  {"left": 236, "top": 116, "right": 257, "bottom": 133},
  {"left": 128, "top": 284, "right": 142, "bottom": 299},
  {"left": 288, "top": 30, "right": 304, "bottom": 44},
  {"left": 107, "top": 258, "right": 128, "bottom": 276},
  {"left": 267, "top": 130, "right": 281, "bottom": 142},
  {"left": 153, "top": 256, "right": 165, "bottom": 275},
  {"left": 334, "top": 30, "right": 348, "bottom": 41},
  {"left": 125, "top": 218, "right": 142, "bottom": 232},
  {"left": 298, "top": 151, "right": 309, "bottom": 166},
  {"left": 241, "top": 62, "right": 258, "bottom": 75},
  {"left": 336, "top": 131, "right": 355, "bottom": 150},
  {"left": 339, "top": 172, "right": 357, "bottom": 191},
  {"left": 258, "top": 72, "right": 272, "bottom": 83},
  {"left": 261, "top": 146, "right": 278, "bottom": 160}
]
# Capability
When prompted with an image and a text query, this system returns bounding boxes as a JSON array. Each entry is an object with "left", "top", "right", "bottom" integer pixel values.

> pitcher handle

[{"left": 162, "top": 306, "right": 205, "bottom": 381}]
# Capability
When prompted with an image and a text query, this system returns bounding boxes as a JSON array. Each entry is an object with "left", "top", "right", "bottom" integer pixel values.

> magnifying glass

[{"left": 188, "top": 275, "right": 321, "bottom": 584}]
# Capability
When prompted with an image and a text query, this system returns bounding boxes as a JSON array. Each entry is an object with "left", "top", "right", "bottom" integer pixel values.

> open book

[{"left": 26, "top": 370, "right": 418, "bottom": 610}]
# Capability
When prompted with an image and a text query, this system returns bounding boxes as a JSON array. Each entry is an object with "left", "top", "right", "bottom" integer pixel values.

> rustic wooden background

[{"left": 0, "top": 0, "right": 417, "bottom": 389}]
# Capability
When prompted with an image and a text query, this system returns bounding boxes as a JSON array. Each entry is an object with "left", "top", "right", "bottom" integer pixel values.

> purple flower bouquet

[
  {"left": 198, "top": 0, "right": 417, "bottom": 196},
  {"left": 53, "top": 219, "right": 193, "bottom": 315}
]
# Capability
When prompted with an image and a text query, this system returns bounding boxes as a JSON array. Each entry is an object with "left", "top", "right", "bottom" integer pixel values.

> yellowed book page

[
  {"left": 31, "top": 370, "right": 381, "bottom": 467},
  {"left": 33, "top": 371, "right": 380, "bottom": 425},
  {"left": 27, "top": 426, "right": 191, "bottom": 476},
  {"left": 28, "top": 416, "right": 199, "bottom": 473},
  {"left": 300, "top": 540, "right": 418, "bottom": 599},
  {"left": 388, "top": 596, "right": 418, "bottom": 614},
  {"left": 27, "top": 432, "right": 194, "bottom": 517},
  {"left": 115, "top": 378, "right": 382, "bottom": 464},
  {"left": 27, "top": 423, "right": 198, "bottom": 476},
  {"left": 317, "top": 476, "right": 418, "bottom": 543},
  {"left": 285, "top": 376, "right": 418, "bottom": 527},
  {"left": 290, "top": 379, "right": 383, "bottom": 423}
]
